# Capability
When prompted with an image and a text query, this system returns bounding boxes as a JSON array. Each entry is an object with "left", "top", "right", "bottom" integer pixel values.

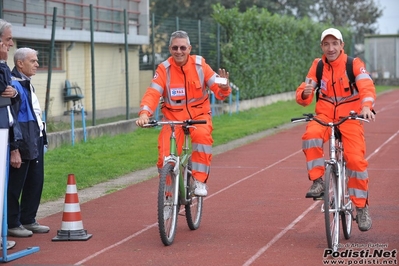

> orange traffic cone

[{"left": 52, "top": 174, "right": 92, "bottom": 241}]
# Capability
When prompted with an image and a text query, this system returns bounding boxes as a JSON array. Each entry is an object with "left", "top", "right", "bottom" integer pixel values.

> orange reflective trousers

[
  {"left": 157, "top": 114, "right": 213, "bottom": 183},
  {"left": 302, "top": 114, "right": 369, "bottom": 207}
]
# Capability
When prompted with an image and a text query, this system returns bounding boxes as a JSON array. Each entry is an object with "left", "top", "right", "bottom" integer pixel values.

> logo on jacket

[
  {"left": 153, "top": 72, "right": 159, "bottom": 79},
  {"left": 360, "top": 67, "right": 367, "bottom": 73},
  {"left": 171, "top": 88, "right": 185, "bottom": 97},
  {"left": 320, "top": 80, "right": 327, "bottom": 91}
]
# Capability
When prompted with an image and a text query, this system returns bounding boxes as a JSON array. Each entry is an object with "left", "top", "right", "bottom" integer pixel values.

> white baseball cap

[{"left": 320, "top": 28, "right": 343, "bottom": 42}]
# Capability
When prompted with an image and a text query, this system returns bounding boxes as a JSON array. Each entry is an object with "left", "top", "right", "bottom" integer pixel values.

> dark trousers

[{"left": 7, "top": 137, "right": 44, "bottom": 228}]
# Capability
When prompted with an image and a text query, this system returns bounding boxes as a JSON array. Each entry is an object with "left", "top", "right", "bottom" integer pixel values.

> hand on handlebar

[
  {"left": 360, "top": 106, "right": 375, "bottom": 122},
  {"left": 136, "top": 113, "right": 150, "bottom": 127}
]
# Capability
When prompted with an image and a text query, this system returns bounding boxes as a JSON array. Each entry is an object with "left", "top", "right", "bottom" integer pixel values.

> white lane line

[
  {"left": 242, "top": 201, "right": 320, "bottom": 266},
  {"left": 74, "top": 150, "right": 303, "bottom": 265},
  {"left": 205, "top": 150, "right": 303, "bottom": 200},
  {"left": 75, "top": 223, "right": 158, "bottom": 265},
  {"left": 75, "top": 95, "right": 399, "bottom": 265},
  {"left": 242, "top": 128, "right": 399, "bottom": 265},
  {"left": 75, "top": 128, "right": 399, "bottom": 265},
  {"left": 366, "top": 129, "right": 399, "bottom": 161}
]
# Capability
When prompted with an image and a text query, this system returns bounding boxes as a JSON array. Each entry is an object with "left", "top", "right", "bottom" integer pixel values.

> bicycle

[
  {"left": 291, "top": 111, "right": 369, "bottom": 251},
  {"left": 143, "top": 119, "right": 207, "bottom": 246}
]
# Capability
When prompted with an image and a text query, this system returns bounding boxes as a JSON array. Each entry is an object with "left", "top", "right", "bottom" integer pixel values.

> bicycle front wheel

[
  {"left": 341, "top": 165, "right": 353, "bottom": 240},
  {"left": 158, "top": 162, "right": 179, "bottom": 246},
  {"left": 324, "top": 164, "right": 340, "bottom": 251},
  {"left": 185, "top": 157, "right": 203, "bottom": 230}
]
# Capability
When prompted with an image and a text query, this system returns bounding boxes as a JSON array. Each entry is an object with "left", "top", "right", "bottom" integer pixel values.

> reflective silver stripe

[
  {"left": 140, "top": 105, "right": 153, "bottom": 115},
  {"left": 162, "top": 55, "right": 209, "bottom": 108},
  {"left": 192, "top": 143, "right": 212, "bottom": 154},
  {"left": 195, "top": 55, "right": 202, "bottom": 65},
  {"left": 361, "top": 97, "right": 375, "bottom": 107},
  {"left": 348, "top": 188, "right": 368, "bottom": 199},
  {"left": 306, "top": 77, "right": 317, "bottom": 88},
  {"left": 192, "top": 161, "right": 210, "bottom": 174},
  {"left": 347, "top": 169, "right": 368, "bottom": 180},
  {"left": 163, "top": 66, "right": 173, "bottom": 106},
  {"left": 150, "top": 82, "right": 164, "bottom": 94},
  {"left": 306, "top": 158, "right": 325, "bottom": 170},
  {"left": 303, "top": 138, "right": 323, "bottom": 149},
  {"left": 195, "top": 55, "right": 204, "bottom": 88},
  {"left": 162, "top": 60, "right": 170, "bottom": 68},
  {"left": 335, "top": 89, "right": 359, "bottom": 103},
  {"left": 207, "top": 73, "right": 218, "bottom": 87},
  {"left": 355, "top": 73, "right": 372, "bottom": 82}
]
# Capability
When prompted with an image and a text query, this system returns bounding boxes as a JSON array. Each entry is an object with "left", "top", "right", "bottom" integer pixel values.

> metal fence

[
  {"left": 139, "top": 14, "right": 227, "bottom": 73},
  {"left": 364, "top": 34, "right": 399, "bottom": 85}
]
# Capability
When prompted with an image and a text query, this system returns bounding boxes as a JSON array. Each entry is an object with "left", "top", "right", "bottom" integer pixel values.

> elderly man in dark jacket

[{"left": 7, "top": 47, "right": 49, "bottom": 238}]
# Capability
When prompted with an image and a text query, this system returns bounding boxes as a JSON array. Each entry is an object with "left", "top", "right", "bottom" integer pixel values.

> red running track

[{"left": 5, "top": 89, "right": 399, "bottom": 266}]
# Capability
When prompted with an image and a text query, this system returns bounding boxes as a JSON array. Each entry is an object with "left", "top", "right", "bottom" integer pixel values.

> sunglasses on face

[{"left": 171, "top": 45, "right": 188, "bottom": 51}]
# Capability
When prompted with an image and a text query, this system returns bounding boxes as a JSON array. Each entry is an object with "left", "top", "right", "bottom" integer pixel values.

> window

[{"left": 16, "top": 40, "right": 63, "bottom": 70}]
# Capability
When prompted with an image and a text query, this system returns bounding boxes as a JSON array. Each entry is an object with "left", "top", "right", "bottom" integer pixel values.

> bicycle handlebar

[
  {"left": 291, "top": 111, "right": 369, "bottom": 127},
  {"left": 143, "top": 119, "right": 207, "bottom": 127}
]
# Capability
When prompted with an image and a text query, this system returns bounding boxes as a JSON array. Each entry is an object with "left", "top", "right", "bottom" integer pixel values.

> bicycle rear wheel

[
  {"left": 185, "top": 157, "right": 203, "bottom": 230},
  {"left": 158, "top": 162, "right": 178, "bottom": 246},
  {"left": 341, "top": 165, "right": 353, "bottom": 240},
  {"left": 324, "top": 164, "right": 340, "bottom": 251}
]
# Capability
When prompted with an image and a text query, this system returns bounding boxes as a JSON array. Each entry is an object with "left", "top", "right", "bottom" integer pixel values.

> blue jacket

[
  {"left": 0, "top": 62, "right": 21, "bottom": 145},
  {"left": 11, "top": 68, "right": 40, "bottom": 160}
]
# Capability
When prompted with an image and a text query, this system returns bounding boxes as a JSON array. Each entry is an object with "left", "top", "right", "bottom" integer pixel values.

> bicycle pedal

[
  {"left": 312, "top": 192, "right": 324, "bottom": 201},
  {"left": 313, "top": 196, "right": 323, "bottom": 201}
]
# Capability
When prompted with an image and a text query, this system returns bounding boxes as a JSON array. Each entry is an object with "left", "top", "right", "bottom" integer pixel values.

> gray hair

[
  {"left": 0, "top": 19, "right": 12, "bottom": 37},
  {"left": 14, "top": 47, "right": 38, "bottom": 64},
  {"left": 169, "top": 30, "right": 190, "bottom": 46}
]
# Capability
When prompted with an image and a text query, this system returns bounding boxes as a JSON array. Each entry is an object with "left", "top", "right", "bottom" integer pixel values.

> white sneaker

[
  {"left": 0, "top": 240, "right": 16, "bottom": 250},
  {"left": 194, "top": 180, "right": 208, "bottom": 197}
]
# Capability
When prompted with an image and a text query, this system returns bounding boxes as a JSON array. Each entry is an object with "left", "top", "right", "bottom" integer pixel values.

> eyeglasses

[{"left": 171, "top": 45, "right": 188, "bottom": 51}]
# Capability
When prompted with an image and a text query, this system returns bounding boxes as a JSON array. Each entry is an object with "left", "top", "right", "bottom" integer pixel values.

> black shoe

[{"left": 305, "top": 178, "right": 324, "bottom": 198}]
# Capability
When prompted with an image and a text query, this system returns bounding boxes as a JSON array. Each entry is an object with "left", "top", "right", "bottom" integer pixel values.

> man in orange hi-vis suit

[
  {"left": 295, "top": 28, "right": 376, "bottom": 231},
  {"left": 136, "top": 30, "right": 231, "bottom": 197}
]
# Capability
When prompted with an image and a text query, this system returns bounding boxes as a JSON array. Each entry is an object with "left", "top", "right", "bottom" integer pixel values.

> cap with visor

[{"left": 320, "top": 28, "right": 343, "bottom": 42}]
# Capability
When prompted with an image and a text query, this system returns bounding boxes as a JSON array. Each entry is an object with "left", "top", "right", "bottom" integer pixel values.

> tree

[
  {"left": 149, "top": 0, "right": 383, "bottom": 42},
  {"left": 313, "top": 0, "right": 383, "bottom": 42},
  {"left": 150, "top": 0, "right": 318, "bottom": 20}
]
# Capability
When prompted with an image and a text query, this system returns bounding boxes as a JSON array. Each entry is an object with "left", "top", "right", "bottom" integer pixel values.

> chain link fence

[{"left": 364, "top": 34, "right": 399, "bottom": 85}]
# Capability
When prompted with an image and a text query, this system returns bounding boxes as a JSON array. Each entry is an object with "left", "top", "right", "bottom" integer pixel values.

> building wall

[{"left": 7, "top": 42, "right": 144, "bottom": 119}]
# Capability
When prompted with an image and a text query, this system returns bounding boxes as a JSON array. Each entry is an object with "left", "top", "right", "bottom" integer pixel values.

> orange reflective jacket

[
  {"left": 139, "top": 55, "right": 231, "bottom": 120},
  {"left": 296, "top": 52, "right": 376, "bottom": 120}
]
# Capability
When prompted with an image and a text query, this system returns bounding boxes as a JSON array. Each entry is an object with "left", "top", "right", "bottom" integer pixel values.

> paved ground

[{"left": 3, "top": 89, "right": 399, "bottom": 266}]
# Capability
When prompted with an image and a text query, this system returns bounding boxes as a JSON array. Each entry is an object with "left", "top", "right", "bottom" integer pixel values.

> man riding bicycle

[
  {"left": 295, "top": 28, "right": 376, "bottom": 231},
  {"left": 136, "top": 30, "right": 231, "bottom": 197}
]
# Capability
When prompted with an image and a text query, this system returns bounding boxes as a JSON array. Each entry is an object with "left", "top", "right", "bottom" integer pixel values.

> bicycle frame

[
  {"left": 145, "top": 119, "right": 206, "bottom": 246},
  {"left": 291, "top": 111, "right": 369, "bottom": 251},
  {"left": 161, "top": 123, "right": 192, "bottom": 205},
  {"left": 324, "top": 123, "right": 343, "bottom": 213}
]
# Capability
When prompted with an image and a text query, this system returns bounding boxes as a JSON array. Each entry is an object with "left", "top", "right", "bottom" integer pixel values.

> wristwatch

[{"left": 0, "top": 60, "right": 6, "bottom": 64}]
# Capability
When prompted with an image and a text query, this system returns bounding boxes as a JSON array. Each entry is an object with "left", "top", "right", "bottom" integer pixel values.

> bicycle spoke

[
  {"left": 341, "top": 165, "right": 353, "bottom": 239},
  {"left": 185, "top": 157, "right": 203, "bottom": 230},
  {"left": 158, "top": 163, "right": 178, "bottom": 246},
  {"left": 324, "top": 165, "right": 340, "bottom": 251}
]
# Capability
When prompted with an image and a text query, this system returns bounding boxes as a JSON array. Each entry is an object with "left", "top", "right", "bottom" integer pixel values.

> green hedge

[{"left": 212, "top": 5, "right": 353, "bottom": 100}]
